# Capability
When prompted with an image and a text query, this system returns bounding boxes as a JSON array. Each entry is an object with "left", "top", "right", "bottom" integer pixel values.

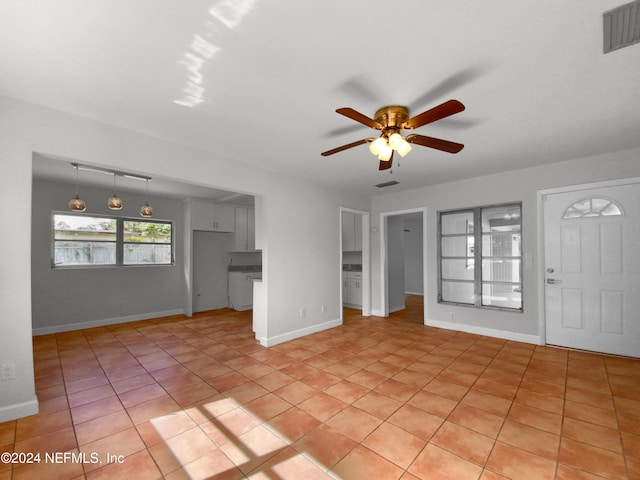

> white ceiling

[{"left": 3, "top": 1, "right": 640, "bottom": 198}]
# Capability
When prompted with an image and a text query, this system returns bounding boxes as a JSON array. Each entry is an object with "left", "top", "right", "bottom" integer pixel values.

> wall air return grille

[{"left": 604, "top": 0, "right": 640, "bottom": 53}]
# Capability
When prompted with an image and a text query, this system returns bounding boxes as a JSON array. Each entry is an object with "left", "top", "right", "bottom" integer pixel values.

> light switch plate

[{"left": 525, "top": 252, "right": 533, "bottom": 270}]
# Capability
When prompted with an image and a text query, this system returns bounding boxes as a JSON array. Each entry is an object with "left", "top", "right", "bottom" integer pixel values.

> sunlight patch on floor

[{"left": 150, "top": 398, "right": 333, "bottom": 479}]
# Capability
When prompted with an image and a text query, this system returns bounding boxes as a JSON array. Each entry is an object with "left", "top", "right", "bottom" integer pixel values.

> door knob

[{"left": 546, "top": 267, "right": 554, "bottom": 274}]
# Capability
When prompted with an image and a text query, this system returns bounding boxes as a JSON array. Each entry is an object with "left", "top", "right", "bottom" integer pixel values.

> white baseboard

[
  {"left": 0, "top": 397, "right": 39, "bottom": 422},
  {"left": 363, "top": 309, "right": 540, "bottom": 345},
  {"left": 426, "top": 318, "right": 542, "bottom": 345},
  {"left": 369, "top": 306, "right": 405, "bottom": 316},
  {"left": 343, "top": 303, "right": 362, "bottom": 310},
  {"left": 258, "top": 318, "right": 342, "bottom": 347},
  {"left": 32, "top": 309, "right": 185, "bottom": 336}
]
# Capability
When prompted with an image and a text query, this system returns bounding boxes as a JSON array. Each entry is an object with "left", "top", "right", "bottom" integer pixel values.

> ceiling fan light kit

[
  {"left": 388, "top": 133, "right": 412, "bottom": 157},
  {"left": 322, "top": 99, "right": 466, "bottom": 171},
  {"left": 368, "top": 137, "right": 387, "bottom": 156}
]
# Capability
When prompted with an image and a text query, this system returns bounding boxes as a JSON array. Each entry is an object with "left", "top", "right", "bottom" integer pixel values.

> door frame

[
  {"left": 340, "top": 207, "right": 371, "bottom": 318},
  {"left": 537, "top": 176, "right": 640, "bottom": 345},
  {"left": 379, "top": 207, "right": 427, "bottom": 320}
]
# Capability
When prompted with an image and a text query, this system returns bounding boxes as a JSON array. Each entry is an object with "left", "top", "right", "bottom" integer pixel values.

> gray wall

[
  {"left": 404, "top": 215, "right": 423, "bottom": 295},
  {"left": 386, "top": 215, "right": 406, "bottom": 312},
  {"left": 31, "top": 179, "right": 185, "bottom": 333},
  {"left": 386, "top": 213, "right": 424, "bottom": 313}
]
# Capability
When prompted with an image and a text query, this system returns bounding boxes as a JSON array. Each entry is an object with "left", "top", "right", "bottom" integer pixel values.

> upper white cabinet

[
  {"left": 189, "top": 200, "right": 235, "bottom": 232},
  {"left": 233, "top": 207, "right": 256, "bottom": 251},
  {"left": 342, "top": 212, "right": 362, "bottom": 251}
]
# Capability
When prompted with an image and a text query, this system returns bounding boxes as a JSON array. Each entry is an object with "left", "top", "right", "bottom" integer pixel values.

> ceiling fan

[{"left": 321, "top": 99, "right": 465, "bottom": 170}]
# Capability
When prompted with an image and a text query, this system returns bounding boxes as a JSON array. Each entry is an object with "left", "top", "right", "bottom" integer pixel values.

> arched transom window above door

[{"left": 562, "top": 198, "right": 623, "bottom": 219}]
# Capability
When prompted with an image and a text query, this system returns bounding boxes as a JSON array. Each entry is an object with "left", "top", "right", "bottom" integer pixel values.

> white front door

[{"left": 543, "top": 182, "right": 640, "bottom": 357}]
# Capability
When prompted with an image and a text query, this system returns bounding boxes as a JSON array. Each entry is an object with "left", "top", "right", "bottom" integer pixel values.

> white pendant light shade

[
  {"left": 395, "top": 139, "right": 412, "bottom": 157},
  {"left": 378, "top": 144, "right": 392, "bottom": 161},
  {"left": 389, "top": 132, "right": 413, "bottom": 157},
  {"left": 369, "top": 137, "right": 387, "bottom": 155},
  {"left": 388, "top": 133, "right": 403, "bottom": 150}
]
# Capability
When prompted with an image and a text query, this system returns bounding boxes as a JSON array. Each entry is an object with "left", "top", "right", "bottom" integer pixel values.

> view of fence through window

[
  {"left": 53, "top": 214, "right": 172, "bottom": 267},
  {"left": 123, "top": 220, "right": 172, "bottom": 265}
]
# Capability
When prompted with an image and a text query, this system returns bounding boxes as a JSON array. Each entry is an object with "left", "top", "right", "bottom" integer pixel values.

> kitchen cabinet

[
  {"left": 189, "top": 200, "right": 235, "bottom": 232},
  {"left": 342, "top": 212, "right": 362, "bottom": 251},
  {"left": 229, "top": 271, "right": 260, "bottom": 311},
  {"left": 233, "top": 207, "right": 255, "bottom": 251},
  {"left": 342, "top": 271, "right": 362, "bottom": 308}
]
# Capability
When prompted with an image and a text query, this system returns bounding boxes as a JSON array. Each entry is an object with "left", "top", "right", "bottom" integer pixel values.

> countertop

[
  {"left": 343, "top": 264, "right": 362, "bottom": 272},
  {"left": 228, "top": 265, "right": 262, "bottom": 273}
]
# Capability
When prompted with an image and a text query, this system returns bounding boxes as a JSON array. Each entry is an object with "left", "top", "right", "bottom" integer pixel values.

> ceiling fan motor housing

[{"left": 374, "top": 105, "right": 409, "bottom": 131}]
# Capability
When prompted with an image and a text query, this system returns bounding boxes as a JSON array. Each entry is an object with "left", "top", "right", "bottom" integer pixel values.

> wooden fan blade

[
  {"left": 379, "top": 151, "right": 393, "bottom": 170},
  {"left": 406, "top": 134, "right": 464, "bottom": 153},
  {"left": 402, "top": 100, "right": 465, "bottom": 130},
  {"left": 321, "top": 138, "right": 373, "bottom": 156},
  {"left": 336, "top": 108, "right": 383, "bottom": 130}
]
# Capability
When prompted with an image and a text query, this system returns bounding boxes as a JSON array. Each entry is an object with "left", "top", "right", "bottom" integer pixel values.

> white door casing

[{"left": 543, "top": 183, "right": 640, "bottom": 357}]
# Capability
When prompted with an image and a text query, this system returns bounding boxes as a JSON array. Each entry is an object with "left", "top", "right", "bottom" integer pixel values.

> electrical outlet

[
  {"left": 1, "top": 363, "right": 16, "bottom": 381},
  {"left": 321, "top": 305, "right": 327, "bottom": 314},
  {"left": 299, "top": 307, "right": 307, "bottom": 318}
]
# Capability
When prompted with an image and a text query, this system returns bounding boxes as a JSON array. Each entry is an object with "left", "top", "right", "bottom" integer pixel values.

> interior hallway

[
  {"left": 1, "top": 303, "right": 639, "bottom": 479},
  {"left": 390, "top": 294, "right": 425, "bottom": 325}
]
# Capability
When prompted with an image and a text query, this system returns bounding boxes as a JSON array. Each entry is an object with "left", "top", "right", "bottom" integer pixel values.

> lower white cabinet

[
  {"left": 229, "top": 271, "right": 260, "bottom": 311},
  {"left": 342, "top": 271, "right": 362, "bottom": 308}
]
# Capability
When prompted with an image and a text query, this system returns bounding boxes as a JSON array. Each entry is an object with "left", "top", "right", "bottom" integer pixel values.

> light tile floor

[{"left": 1, "top": 297, "right": 639, "bottom": 479}]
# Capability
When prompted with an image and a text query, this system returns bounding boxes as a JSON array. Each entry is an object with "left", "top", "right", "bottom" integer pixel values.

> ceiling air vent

[
  {"left": 375, "top": 180, "right": 399, "bottom": 188},
  {"left": 603, "top": 0, "right": 640, "bottom": 53}
]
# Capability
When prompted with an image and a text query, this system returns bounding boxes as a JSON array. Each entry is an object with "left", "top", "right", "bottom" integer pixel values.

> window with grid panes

[
  {"left": 53, "top": 213, "right": 173, "bottom": 267},
  {"left": 438, "top": 203, "right": 522, "bottom": 311}
]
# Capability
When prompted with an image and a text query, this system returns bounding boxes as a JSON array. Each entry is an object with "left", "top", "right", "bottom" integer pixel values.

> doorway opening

[
  {"left": 340, "top": 208, "right": 370, "bottom": 320},
  {"left": 381, "top": 208, "right": 426, "bottom": 324}
]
